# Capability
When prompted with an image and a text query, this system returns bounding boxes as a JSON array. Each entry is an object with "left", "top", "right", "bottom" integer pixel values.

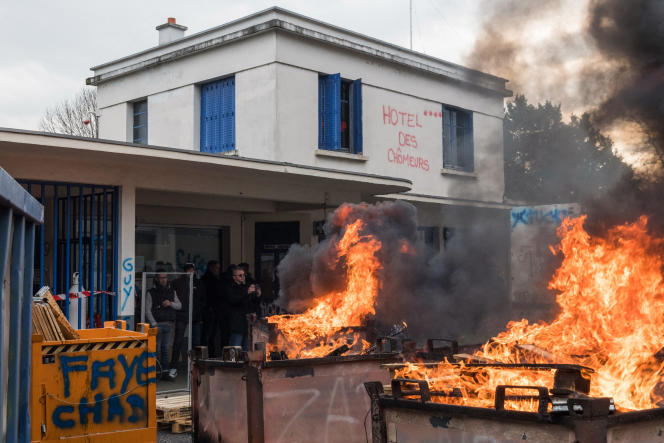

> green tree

[{"left": 504, "top": 95, "right": 634, "bottom": 205}]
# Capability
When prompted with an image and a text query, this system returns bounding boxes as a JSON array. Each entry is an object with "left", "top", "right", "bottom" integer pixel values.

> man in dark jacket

[
  {"left": 225, "top": 265, "right": 260, "bottom": 350},
  {"left": 238, "top": 262, "right": 263, "bottom": 317},
  {"left": 170, "top": 263, "right": 206, "bottom": 370},
  {"left": 146, "top": 270, "right": 181, "bottom": 380},
  {"left": 201, "top": 260, "right": 224, "bottom": 357}
]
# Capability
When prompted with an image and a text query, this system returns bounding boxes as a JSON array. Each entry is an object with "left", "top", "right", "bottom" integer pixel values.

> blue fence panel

[
  {"left": 0, "top": 206, "right": 12, "bottom": 440},
  {"left": 17, "top": 180, "right": 119, "bottom": 329},
  {"left": 0, "top": 166, "right": 43, "bottom": 443}
]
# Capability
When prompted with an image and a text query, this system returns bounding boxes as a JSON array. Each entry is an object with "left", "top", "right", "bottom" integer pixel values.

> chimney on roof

[{"left": 156, "top": 17, "right": 187, "bottom": 45}]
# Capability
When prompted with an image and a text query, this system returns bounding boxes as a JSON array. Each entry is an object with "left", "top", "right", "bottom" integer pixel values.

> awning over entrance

[{"left": 0, "top": 129, "right": 411, "bottom": 207}]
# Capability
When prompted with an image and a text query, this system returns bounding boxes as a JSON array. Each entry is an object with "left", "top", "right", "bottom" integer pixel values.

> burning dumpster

[
  {"left": 192, "top": 346, "right": 401, "bottom": 443},
  {"left": 364, "top": 365, "right": 664, "bottom": 442},
  {"left": 362, "top": 216, "right": 664, "bottom": 442},
  {"left": 30, "top": 320, "right": 157, "bottom": 442}
]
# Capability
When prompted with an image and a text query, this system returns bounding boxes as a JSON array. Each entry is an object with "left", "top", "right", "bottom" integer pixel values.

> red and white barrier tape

[{"left": 52, "top": 291, "right": 116, "bottom": 301}]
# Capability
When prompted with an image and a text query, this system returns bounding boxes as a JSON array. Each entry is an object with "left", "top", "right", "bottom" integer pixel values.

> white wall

[
  {"left": 147, "top": 85, "right": 197, "bottom": 149},
  {"left": 275, "top": 63, "right": 317, "bottom": 164},
  {"left": 274, "top": 66, "right": 505, "bottom": 202},
  {"left": 95, "top": 26, "right": 505, "bottom": 204},
  {"left": 236, "top": 64, "right": 278, "bottom": 159},
  {"left": 96, "top": 33, "right": 276, "bottom": 109},
  {"left": 99, "top": 102, "right": 131, "bottom": 142}
]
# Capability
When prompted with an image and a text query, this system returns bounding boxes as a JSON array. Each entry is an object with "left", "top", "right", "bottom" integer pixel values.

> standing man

[
  {"left": 170, "top": 263, "right": 205, "bottom": 371},
  {"left": 146, "top": 270, "right": 182, "bottom": 380},
  {"left": 239, "top": 262, "right": 263, "bottom": 317},
  {"left": 225, "top": 265, "right": 260, "bottom": 350}
]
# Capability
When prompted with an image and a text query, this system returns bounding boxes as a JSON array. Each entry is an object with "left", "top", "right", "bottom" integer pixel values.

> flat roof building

[{"left": 1, "top": 7, "right": 511, "bottom": 325}]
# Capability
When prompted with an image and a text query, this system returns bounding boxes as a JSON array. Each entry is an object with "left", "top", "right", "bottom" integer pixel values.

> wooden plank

[
  {"left": 43, "top": 303, "right": 65, "bottom": 342},
  {"left": 38, "top": 286, "right": 79, "bottom": 339},
  {"left": 31, "top": 309, "right": 43, "bottom": 337},
  {"left": 171, "top": 420, "right": 192, "bottom": 434},
  {"left": 34, "top": 304, "right": 54, "bottom": 341},
  {"left": 453, "top": 353, "right": 498, "bottom": 364},
  {"left": 516, "top": 344, "right": 555, "bottom": 362}
]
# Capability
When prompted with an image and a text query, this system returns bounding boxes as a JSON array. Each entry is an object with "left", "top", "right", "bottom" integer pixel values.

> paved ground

[
  {"left": 156, "top": 368, "right": 189, "bottom": 393},
  {"left": 158, "top": 430, "right": 192, "bottom": 442},
  {"left": 156, "top": 371, "right": 192, "bottom": 443}
]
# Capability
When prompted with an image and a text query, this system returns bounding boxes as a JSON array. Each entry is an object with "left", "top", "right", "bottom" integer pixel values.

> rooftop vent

[{"left": 156, "top": 17, "right": 187, "bottom": 45}]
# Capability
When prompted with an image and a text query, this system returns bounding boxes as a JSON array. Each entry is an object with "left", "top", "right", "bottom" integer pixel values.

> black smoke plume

[{"left": 469, "top": 0, "right": 664, "bottom": 231}]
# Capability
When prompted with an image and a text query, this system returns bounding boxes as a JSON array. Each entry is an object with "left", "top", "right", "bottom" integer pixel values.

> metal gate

[
  {"left": 18, "top": 180, "right": 119, "bottom": 328},
  {"left": 1, "top": 166, "right": 43, "bottom": 442}
]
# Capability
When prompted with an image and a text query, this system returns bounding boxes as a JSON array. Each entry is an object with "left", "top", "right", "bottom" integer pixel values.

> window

[
  {"left": 200, "top": 76, "right": 235, "bottom": 153},
  {"left": 318, "top": 73, "right": 362, "bottom": 153},
  {"left": 132, "top": 100, "right": 147, "bottom": 144},
  {"left": 442, "top": 105, "right": 474, "bottom": 172},
  {"left": 417, "top": 226, "right": 440, "bottom": 250}
]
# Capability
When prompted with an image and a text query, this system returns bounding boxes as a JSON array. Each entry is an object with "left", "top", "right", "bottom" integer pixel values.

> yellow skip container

[{"left": 30, "top": 321, "right": 157, "bottom": 442}]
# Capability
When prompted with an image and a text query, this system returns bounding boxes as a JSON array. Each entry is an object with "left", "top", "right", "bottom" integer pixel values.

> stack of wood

[
  {"left": 156, "top": 394, "right": 192, "bottom": 434},
  {"left": 32, "top": 286, "right": 79, "bottom": 341}
]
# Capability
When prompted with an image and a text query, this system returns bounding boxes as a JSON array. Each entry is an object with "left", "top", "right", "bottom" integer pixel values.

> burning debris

[
  {"left": 259, "top": 199, "right": 664, "bottom": 414},
  {"left": 266, "top": 215, "right": 381, "bottom": 358},
  {"left": 395, "top": 215, "right": 664, "bottom": 412},
  {"left": 269, "top": 201, "right": 510, "bottom": 359}
]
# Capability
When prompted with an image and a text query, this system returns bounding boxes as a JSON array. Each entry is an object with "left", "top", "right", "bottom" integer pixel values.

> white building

[{"left": 0, "top": 7, "right": 511, "bottom": 325}]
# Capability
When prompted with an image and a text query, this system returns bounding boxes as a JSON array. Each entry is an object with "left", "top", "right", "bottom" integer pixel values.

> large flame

[
  {"left": 267, "top": 218, "right": 381, "bottom": 358},
  {"left": 397, "top": 215, "right": 664, "bottom": 411}
]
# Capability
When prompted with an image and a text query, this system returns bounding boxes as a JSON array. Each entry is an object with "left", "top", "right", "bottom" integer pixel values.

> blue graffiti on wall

[
  {"left": 52, "top": 351, "right": 156, "bottom": 428},
  {"left": 121, "top": 258, "right": 134, "bottom": 313},
  {"left": 511, "top": 206, "right": 576, "bottom": 228}
]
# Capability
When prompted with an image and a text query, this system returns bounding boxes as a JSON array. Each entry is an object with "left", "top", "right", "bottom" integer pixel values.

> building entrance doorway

[{"left": 254, "top": 221, "right": 299, "bottom": 304}]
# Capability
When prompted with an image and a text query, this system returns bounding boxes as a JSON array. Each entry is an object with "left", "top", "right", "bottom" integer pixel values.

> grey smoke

[
  {"left": 277, "top": 201, "right": 512, "bottom": 343},
  {"left": 469, "top": 0, "right": 664, "bottom": 232}
]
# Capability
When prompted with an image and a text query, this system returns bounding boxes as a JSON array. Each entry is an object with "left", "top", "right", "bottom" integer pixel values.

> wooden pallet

[
  {"left": 156, "top": 394, "right": 192, "bottom": 433},
  {"left": 171, "top": 418, "right": 192, "bottom": 434}
]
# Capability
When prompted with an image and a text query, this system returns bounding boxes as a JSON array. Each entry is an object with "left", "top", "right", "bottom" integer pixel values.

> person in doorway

[
  {"left": 146, "top": 270, "right": 182, "bottom": 380},
  {"left": 170, "top": 263, "right": 205, "bottom": 370},
  {"left": 201, "top": 260, "right": 224, "bottom": 357},
  {"left": 225, "top": 265, "right": 260, "bottom": 351},
  {"left": 238, "top": 262, "right": 263, "bottom": 317}
]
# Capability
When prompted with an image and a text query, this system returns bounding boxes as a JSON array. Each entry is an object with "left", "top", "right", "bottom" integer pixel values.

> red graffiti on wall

[
  {"left": 387, "top": 148, "right": 430, "bottom": 171},
  {"left": 382, "top": 105, "right": 430, "bottom": 172},
  {"left": 382, "top": 105, "right": 423, "bottom": 128}
]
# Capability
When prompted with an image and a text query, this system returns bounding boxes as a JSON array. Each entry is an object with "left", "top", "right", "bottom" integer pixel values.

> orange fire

[
  {"left": 397, "top": 215, "right": 664, "bottom": 411},
  {"left": 267, "top": 218, "right": 382, "bottom": 358}
]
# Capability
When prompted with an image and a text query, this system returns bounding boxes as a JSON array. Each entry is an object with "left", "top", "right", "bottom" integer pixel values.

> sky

[{"left": 0, "top": 0, "right": 480, "bottom": 131}]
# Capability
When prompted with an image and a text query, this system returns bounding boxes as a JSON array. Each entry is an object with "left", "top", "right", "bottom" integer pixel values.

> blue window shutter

[
  {"left": 351, "top": 78, "right": 362, "bottom": 154},
  {"left": 463, "top": 112, "right": 474, "bottom": 172},
  {"left": 200, "top": 83, "right": 215, "bottom": 153},
  {"left": 442, "top": 105, "right": 452, "bottom": 168},
  {"left": 200, "top": 77, "right": 235, "bottom": 153},
  {"left": 220, "top": 77, "right": 236, "bottom": 152},
  {"left": 322, "top": 73, "right": 341, "bottom": 150},
  {"left": 200, "top": 83, "right": 206, "bottom": 152},
  {"left": 318, "top": 78, "right": 324, "bottom": 148}
]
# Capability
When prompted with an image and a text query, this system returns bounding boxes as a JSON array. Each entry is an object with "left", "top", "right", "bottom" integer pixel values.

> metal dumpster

[
  {"left": 364, "top": 380, "right": 664, "bottom": 443},
  {"left": 30, "top": 320, "right": 157, "bottom": 442},
  {"left": 192, "top": 347, "right": 400, "bottom": 443}
]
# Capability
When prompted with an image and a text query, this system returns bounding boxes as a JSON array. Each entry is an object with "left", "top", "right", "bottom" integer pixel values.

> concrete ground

[
  {"left": 158, "top": 430, "right": 192, "bottom": 442},
  {"left": 156, "top": 369, "right": 192, "bottom": 443},
  {"left": 156, "top": 366, "right": 190, "bottom": 392}
]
